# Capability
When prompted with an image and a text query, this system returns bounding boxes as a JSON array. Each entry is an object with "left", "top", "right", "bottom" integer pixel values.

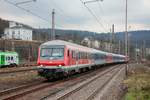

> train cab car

[
  {"left": 37, "top": 40, "right": 93, "bottom": 79},
  {"left": 37, "top": 45, "right": 65, "bottom": 66}
]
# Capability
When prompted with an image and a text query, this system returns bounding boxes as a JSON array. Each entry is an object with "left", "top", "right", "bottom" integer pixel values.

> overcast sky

[{"left": 0, "top": 0, "right": 150, "bottom": 33}]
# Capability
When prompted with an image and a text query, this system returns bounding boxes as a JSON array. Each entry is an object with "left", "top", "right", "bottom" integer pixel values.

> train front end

[{"left": 37, "top": 44, "right": 66, "bottom": 79}]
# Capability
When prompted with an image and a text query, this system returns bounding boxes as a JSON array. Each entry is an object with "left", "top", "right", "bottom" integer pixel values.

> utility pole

[
  {"left": 109, "top": 28, "right": 112, "bottom": 52},
  {"left": 135, "top": 43, "right": 138, "bottom": 64},
  {"left": 128, "top": 33, "right": 130, "bottom": 57},
  {"left": 142, "top": 40, "right": 146, "bottom": 60},
  {"left": 112, "top": 24, "right": 115, "bottom": 53},
  {"left": 12, "top": 33, "right": 15, "bottom": 51},
  {"left": 51, "top": 9, "right": 55, "bottom": 40},
  {"left": 118, "top": 40, "right": 121, "bottom": 54},
  {"left": 125, "top": 0, "right": 128, "bottom": 77},
  {"left": 128, "top": 26, "right": 131, "bottom": 57},
  {"left": 125, "top": 0, "right": 128, "bottom": 57}
]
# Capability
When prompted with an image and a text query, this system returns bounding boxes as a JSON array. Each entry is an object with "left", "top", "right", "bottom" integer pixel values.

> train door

[
  {"left": 1, "top": 55, "right": 5, "bottom": 65},
  {"left": 67, "top": 49, "right": 72, "bottom": 66},
  {"left": 76, "top": 50, "right": 80, "bottom": 72},
  {"left": 76, "top": 51, "right": 78, "bottom": 66}
]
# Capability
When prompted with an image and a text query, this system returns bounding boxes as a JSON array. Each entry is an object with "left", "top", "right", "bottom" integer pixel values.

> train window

[
  {"left": 41, "top": 48, "right": 64, "bottom": 59},
  {"left": 68, "top": 50, "right": 69, "bottom": 57},
  {"left": 8, "top": 57, "right": 10, "bottom": 60},
  {"left": 72, "top": 51, "right": 73, "bottom": 58},
  {"left": 72, "top": 51, "right": 76, "bottom": 59},
  {"left": 52, "top": 48, "right": 64, "bottom": 57},
  {"left": 41, "top": 48, "right": 52, "bottom": 57},
  {"left": 82, "top": 52, "right": 84, "bottom": 59},
  {"left": 11, "top": 57, "right": 13, "bottom": 60},
  {"left": 81, "top": 52, "right": 83, "bottom": 59},
  {"left": 79, "top": 52, "right": 81, "bottom": 59}
]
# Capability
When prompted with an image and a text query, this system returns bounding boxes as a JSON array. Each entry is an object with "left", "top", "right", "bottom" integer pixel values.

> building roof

[{"left": 8, "top": 25, "right": 33, "bottom": 30}]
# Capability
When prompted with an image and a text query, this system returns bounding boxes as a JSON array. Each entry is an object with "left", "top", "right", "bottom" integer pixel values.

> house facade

[{"left": 3, "top": 21, "right": 33, "bottom": 41}]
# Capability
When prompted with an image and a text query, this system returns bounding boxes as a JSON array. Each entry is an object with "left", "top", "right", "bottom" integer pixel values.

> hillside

[
  {"left": 0, "top": 18, "right": 149, "bottom": 48},
  {"left": 34, "top": 28, "right": 150, "bottom": 48}
]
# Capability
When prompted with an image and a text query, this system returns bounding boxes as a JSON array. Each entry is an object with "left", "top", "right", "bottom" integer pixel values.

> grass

[{"left": 124, "top": 65, "right": 150, "bottom": 100}]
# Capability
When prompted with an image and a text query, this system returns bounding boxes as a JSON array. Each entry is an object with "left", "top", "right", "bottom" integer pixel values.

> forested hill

[
  {"left": 34, "top": 28, "right": 150, "bottom": 47},
  {"left": 0, "top": 18, "right": 150, "bottom": 48}
]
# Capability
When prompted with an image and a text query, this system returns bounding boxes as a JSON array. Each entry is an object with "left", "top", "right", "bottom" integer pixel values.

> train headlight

[
  {"left": 58, "top": 65, "right": 62, "bottom": 67},
  {"left": 40, "top": 65, "right": 43, "bottom": 67}
]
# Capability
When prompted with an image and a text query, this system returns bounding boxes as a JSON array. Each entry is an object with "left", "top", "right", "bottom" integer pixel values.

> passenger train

[{"left": 37, "top": 40, "right": 127, "bottom": 80}]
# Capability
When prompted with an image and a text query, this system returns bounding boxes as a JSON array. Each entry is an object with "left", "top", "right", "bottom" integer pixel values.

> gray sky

[{"left": 0, "top": 0, "right": 150, "bottom": 33}]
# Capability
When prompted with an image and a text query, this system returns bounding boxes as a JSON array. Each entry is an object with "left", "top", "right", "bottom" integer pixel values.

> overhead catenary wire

[
  {"left": 97, "top": 1, "right": 111, "bottom": 27},
  {"left": 79, "top": 0, "right": 109, "bottom": 33},
  {"left": 50, "top": 0, "right": 82, "bottom": 30},
  {"left": 15, "top": 0, "right": 37, "bottom": 5},
  {"left": 4, "top": 0, "right": 48, "bottom": 22},
  {"left": 3, "top": 0, "right": 63, "bottom": 28}
]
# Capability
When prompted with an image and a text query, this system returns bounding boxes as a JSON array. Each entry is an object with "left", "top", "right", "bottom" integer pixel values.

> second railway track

[
  {"left": 45, "top": 64, "right": 125, "bottom": 100},
  {"left": 0, "top": 68, "right": 37, "bottom": 76},
  {"left": 0, "top": 64, "right": 124, "bottom": 100}
]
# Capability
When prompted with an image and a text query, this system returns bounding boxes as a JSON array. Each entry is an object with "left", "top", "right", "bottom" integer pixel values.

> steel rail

[
  {"left": 86, "top": 65, "right": 124, "bottom": 100},
  {"left": 56, "top": 64, "right": 122, "bottom": 100}
]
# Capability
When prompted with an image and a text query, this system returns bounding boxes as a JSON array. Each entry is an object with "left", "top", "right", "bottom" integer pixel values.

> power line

[
  {"left": 4, "top": 0, "right": 48, "bottom": 22},
  {"left": 84, "top": 0, "right": 103, "bottom": 4},
  {"left": 4, "top": 0, "right": 63, "bottom": 28},
  {"left": 97, "top": 1, "right": 110, "bottom": 26},
  {"left": 15, "top": 0, "right": 37, "bottom": 5},
  {"left": 50, "top": 0, "right": 77, "bottom": 27},
  {"left": 79, "top": 0, "right": 109, "bottom": 33}
]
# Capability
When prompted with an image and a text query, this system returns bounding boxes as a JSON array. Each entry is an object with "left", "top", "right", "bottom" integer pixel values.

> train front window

[{"left": 41, "top": 48, "right": 64, "bottom": 60}]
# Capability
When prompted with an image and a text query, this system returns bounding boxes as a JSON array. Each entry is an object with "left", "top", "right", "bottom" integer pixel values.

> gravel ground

[
  {"left": 93, "top": 65, "right": 126, "bottom": 100},
  {"left": 0, "top": 70, "right": 43, "bottom": 91}
]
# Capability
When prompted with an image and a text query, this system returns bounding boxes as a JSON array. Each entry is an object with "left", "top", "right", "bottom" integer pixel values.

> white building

[
  {"left": 81, "top": 37, "right": 100, "bottom": 48},
  {"left": 3, "top": 21, "right": 33, "bottom": 41}
]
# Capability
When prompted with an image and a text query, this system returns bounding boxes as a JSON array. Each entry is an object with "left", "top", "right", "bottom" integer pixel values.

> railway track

[
  {"left": 0, "top": 68, "right": 37, "bottom": 75},
  {"left": 0, "top": 79, "right": 51, "bottom": 100},
  {"left": 0, "top": 64, "right": 123, "bottom": 100},
  {"left": 46, "top": 64, "right": 124, "bottom": 100}
]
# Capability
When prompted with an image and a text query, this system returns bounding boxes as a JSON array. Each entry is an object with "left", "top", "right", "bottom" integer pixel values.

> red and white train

[{"left": 37, "top": 40, "right": 128, "bottom": 80}]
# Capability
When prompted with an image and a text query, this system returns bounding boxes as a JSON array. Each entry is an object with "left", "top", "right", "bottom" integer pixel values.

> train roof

[
  {"left": 0, "top": 52, "right": 18, "bottom": 55},
  {"left": 41, "top": 40, "right": 93, "bottom": 51},
  {"left": 41, "top": 40, "right": 126, "bottom": 57}
]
